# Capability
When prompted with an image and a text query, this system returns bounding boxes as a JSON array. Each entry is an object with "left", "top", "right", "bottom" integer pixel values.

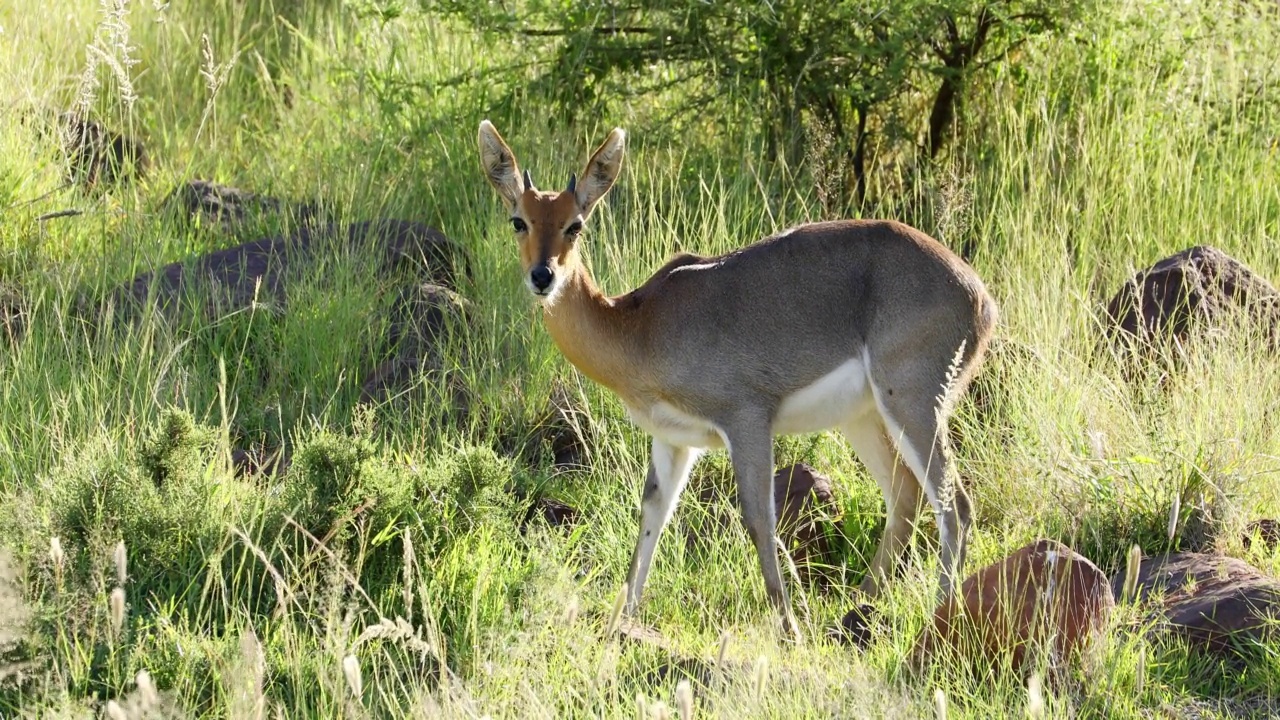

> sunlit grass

[{"left": 1, "top": 0, "right": 1278, "bottom": 717}]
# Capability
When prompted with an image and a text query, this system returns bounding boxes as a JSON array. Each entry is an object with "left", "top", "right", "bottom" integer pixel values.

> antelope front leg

[
  {"left": 624, "top": 438, "right": 700, "bottom": 615},
  {"left": 725, "top": 420, "right": 803, "bottom": 643}
]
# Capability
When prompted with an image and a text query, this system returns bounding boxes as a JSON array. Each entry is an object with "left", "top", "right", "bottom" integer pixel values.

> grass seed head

[
  {"left": 1136, "top": 644, "right": 1147, "bottom": 695},
  {"left": 110, "top": 587, "right": 126, "bottom": 633},
  {"left": 753, "top": 655, "right": 770, "bottom": 700},
  {"left": 1122, "top": 544, "right": 1143, "bottom": 603},
  {"left": 136, "top": 669, "right": 158, "bottom": 706},
  {"left": 716, "top": 630, "right": 731, "bottom": 666},
  {"left": 675, "top": 679, "right": 693, "bottom": 720},
  {"left": 49, "top": 536, "right": 65, "bottom": 570},
  {"left": 342, "top": 654, "right": 363, "bottom": 698},
  {"left": 606, "top": 582, "right": 628, "bottom": 637},
  {"left": 562, "top": 593, "right": 579, "bottom": 627},
  {"left": 1027, "top": 673, "right": 1044, "bottom": 717},
  {"left": 114, "top": 540, "right": 127, "bottom": 586}
]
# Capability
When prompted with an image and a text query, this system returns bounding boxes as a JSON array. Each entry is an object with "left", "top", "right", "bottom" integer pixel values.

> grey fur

[
  {"left": 477, "top": 120, "right": 998, "bottom": 642},
  {"left": 616, "top": 220, "right": 997, "bottom": 639}
]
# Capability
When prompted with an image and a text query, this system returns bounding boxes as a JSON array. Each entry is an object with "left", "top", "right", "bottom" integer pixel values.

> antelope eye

[
  {"left": 511, "top": 217, "right": 528, "bottom": 233},
  {"left": 565, "top": 221, "right": 583, "bottom": 238}
]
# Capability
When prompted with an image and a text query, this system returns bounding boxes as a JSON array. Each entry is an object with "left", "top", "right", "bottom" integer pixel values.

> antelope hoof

[{"left": 781, "top": 612, "right": 804, "bottom": 645}]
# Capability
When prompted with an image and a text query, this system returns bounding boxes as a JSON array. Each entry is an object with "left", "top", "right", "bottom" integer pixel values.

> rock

[
  {"left": 358, "top": 355, "right": 473, "bottom": 413},
  {"left": 519, "top": 497, "right": 579, "bottom": 532},
  {"left": 385, "top": 283, "right": 471, "bottom": 357},
  {"left": 1243, "top": 519, "right": 1280, "bottom": 552},
  {"left": 110, "top": 218, "right": 469, "bottom": 322},
  {"left": 832, "top": 602, "right": 879, "bottom": 648},
  {"left": 56, "top": 112, "right": 150, "bottom": 187},
  {"left": 774, "top": 463, "right": 839, "bottom": 579},
  {"left": 101, "top": 218, "right": 473, "bottom": 406},
  {"left": 616, "top": 620, "right": 720, "bottom": 690},
  {"left": 680, "top": 461, "right": 839, "bottom": 579},
  {"left": 230, "top": 444, "right": 288, "bottom": 479},
  {"left": 162, "top": 179, "right": 323, "bottom": 231},
  {"left": 909, "top": 539, "right": 1114, "bottom": 674},
  {"left": 518, "top": 384, "right": 594, "bottom": 472},
  {"left": 683, "top": 463, "right": 841, "bottom": 585},
  {"left": 949, "top": 337, "right": 1032, "bottom": 455},
  {"left": 1103, "top": 246, "right": 1280, "bottom": 355},
  {"left": 1114, "top": 552, "right": 1280, "bottom": 658},
  {"left": 358, "top": 283, "right": 471, "bottom": 405},
  {"left": 1, "top": 282, "right": 25, "bottom": 346}
]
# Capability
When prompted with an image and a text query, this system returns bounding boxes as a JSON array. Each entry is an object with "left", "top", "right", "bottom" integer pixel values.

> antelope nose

[{"left": 530, "top": 264, "right": 554, "bottom": 292}]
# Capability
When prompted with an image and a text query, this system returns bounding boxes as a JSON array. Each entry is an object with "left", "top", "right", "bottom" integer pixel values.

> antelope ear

[
  {"left": 574, "top": 128, "right": 625, "bottom": 216},
  {"left": 478, "top": 120, "right": 525, "bottom": 209}
]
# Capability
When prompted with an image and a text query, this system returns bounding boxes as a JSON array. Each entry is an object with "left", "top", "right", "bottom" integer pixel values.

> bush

[
  {"left": 137, "top": 406, "right": 220, "bottom": 489},
  {"left": 38, "top": 412, "right": 228, "bottom": 588}
]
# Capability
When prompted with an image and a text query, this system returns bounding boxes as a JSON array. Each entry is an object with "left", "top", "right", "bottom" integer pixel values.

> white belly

[
  {"left": 772, "top": 357, "right": 872, "bottom": 435},
  {"left": 624, "top": 357, "right": 871, "bottom": 449},
  {"left": 626, "top": 400, "right": 726, "bottom": 449}
]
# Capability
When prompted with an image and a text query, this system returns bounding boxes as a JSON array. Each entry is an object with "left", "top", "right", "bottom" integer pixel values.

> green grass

[{"left": 2, "top": 0, "right": 1279, "bottom": 717}]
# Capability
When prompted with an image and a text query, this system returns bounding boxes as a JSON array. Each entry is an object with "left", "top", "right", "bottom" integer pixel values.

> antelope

[{"left": 476, "top": 120, "right": 998, "bottom": 641}]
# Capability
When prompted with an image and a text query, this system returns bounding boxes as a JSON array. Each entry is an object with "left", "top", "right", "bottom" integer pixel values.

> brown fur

[{"left": 477, "top": 120, "right": 999, "bottom": 642}]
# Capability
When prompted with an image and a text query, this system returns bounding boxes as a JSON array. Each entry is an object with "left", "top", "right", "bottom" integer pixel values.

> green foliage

[
  {"left": 426, "top": 0, "right": 1088, "bottom": 205},
  {"left": 42, "top": 421, "right": 226, "bottom": 588},
  {"left": 137, "top": 406, "right": 220, "bottom": 489},
  {"left": 1, "top": 0, "right": 1279, "bottom": 715}
]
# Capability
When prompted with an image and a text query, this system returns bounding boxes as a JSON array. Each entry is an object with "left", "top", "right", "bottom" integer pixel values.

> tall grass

[{"left": 1, "top": 0, "right": 1278, "bottom": 716}]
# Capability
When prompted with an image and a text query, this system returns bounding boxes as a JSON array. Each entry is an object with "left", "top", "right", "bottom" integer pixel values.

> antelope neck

[{"left": 540, "top": 265, "right": 647, "bottom": 397}]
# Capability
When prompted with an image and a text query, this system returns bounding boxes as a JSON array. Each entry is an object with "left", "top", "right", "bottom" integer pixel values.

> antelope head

[{"left": 477, "top": 120, "right": 625, "bottom": 302}]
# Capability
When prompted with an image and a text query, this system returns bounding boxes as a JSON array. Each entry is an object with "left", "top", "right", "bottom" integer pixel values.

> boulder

[
  {"left": 56, "top": 112, "right": 150, "bottom": 187},
  {"left": 773, "top": 463, "right": 838, "bottom": 577},
  {"left": 384, "top": 283, "right": 471, "bottom": 358},
  {"left": 101, "top": 217, "right": 473, "bottom": 405},
  {"left": 1, "top": 281, "right": 25, "bottom": 346},
  {"left": 358, "top": 283, "right": 472, "bottom": 406},
  {"left": 1113, "top": 552, "right": 1280, "bottom": 658},
  {"left": 518, "top": 497, "right": 579, "bottom": 533},
  {"left": 162, "top": 179, "right": 323, "bottom": 231},
  {"left": 358, "top": 355, "right": 473, "bottom": 413},
  {"left": 909, "top": 539, "right": 1114, "bottom": 674},
  {"left": 833, "top": 602, "right": 879, "bottom": 648},
  {"left": 230, "top": 444, "right": 288, "bottom": 479},
  {"left": 685, "top": 463, "right": 839, "bottom": 579},
  {"left": 1103, "top": 246, "right": 1280, "bottom": 355},
  {"left": 1242, "top": 519, "right": 1280, "bottom": 552},
  {"left": 516, "top": 384, "right": 595, "bottom": 472},
  {"left": 948, "top": 337, "right": 1033, "bottom": 455},
  {"left": 112, "top": 218, "right": 468, "bottom": 320}
]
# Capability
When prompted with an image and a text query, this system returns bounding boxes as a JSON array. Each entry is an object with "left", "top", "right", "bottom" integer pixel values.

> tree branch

[{"left": 517, "top": 25, "right": 654, "bottom": 37}]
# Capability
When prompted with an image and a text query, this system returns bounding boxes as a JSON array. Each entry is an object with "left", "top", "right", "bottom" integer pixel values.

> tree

[{"left": 426, "top": 0, "right": 1084, "bottom": 206}]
